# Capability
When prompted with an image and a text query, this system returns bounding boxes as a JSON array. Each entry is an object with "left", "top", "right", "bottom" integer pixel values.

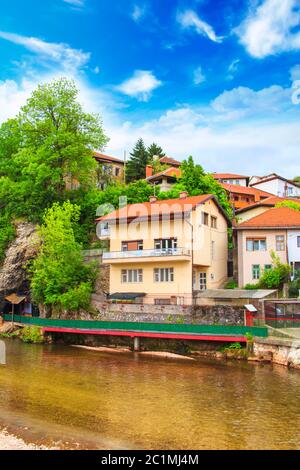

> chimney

[
  {"left": 149, "top": 195, "right": 157, "bottom": 203},
  {"left": 146, "top": 165, "right": 153, "bottom": 178},
  {"left": 179, "top": 191, "right": 188, "bottom": 199}
]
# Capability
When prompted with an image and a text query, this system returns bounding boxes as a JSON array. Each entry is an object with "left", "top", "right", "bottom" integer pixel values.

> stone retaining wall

[
  {"left": 253, "top": 337, "right": 300, "bottom": 369},
  {"left": 91, "top": 295, "right": 244, "bottom": 325}
]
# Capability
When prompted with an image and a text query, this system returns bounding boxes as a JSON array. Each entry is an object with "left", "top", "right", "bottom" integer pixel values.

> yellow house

[{"left": 96, "top": 192, "right": 231, "bottom": 305}]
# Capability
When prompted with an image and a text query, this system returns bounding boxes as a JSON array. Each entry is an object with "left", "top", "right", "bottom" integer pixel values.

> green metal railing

[{"left": 3, "top": 314, "right": 268, "bottom": 337}]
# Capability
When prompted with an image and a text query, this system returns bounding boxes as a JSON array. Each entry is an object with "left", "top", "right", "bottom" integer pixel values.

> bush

[
  {"left": 224, "top": 280, "right": 238, "bottom": 289},
  {"left": 244, "top": 283, "right": 259, "bottom": 290},
  {"left": 258, "top": 251, "right": 290, "bottom": 290},
  {"left": 19, "top": 326, "right": 44, "bottom": 344}
]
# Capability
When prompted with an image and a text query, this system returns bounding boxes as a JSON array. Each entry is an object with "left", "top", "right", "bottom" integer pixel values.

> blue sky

[{"left": 1, "top": 0, "right": 300, "bottom": 176}]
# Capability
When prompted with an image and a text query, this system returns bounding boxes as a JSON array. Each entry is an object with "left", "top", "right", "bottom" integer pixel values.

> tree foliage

[
  {"left": 276, "top": 200, "right": 300, "bottom": 211},
  {"left": 30, "top": 202, "right": 96, "bottom": 313},
  {"left": 159, "top": 156, "right": 232, "bottom": 217}
]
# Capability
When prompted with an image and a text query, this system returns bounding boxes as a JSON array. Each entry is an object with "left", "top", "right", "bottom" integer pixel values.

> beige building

[
  {"left": 97, "top": 193, "right": 231, "bottom": 305},
  {"left": 236, "top": 207, "right": 300, "bottom": 287}
]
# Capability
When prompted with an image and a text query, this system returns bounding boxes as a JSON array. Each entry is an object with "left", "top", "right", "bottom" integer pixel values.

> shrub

[{"left": 19, "top": 326, "right": 44, "bottom": 344}]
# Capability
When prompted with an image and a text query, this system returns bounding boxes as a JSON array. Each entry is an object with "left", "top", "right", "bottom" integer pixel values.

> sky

[{"left": 1, "top": 0, "right": 300, "bottom": 177}]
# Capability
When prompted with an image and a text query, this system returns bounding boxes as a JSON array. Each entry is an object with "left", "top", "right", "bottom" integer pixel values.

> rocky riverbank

[{"left": 0, "top": 429, "right": 46, "bottom": 450}]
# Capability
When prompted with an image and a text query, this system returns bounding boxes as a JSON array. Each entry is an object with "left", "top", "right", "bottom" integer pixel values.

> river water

[{"left": 0, "top": 339, "right": 300, "bottom": 450}]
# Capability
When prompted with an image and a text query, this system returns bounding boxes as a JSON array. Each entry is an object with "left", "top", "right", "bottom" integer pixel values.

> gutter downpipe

[{"left": 185, "top": 212, "right": 194, "bottom": 306}]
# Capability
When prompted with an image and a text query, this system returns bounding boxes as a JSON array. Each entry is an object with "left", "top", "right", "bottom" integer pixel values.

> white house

[{"left": 250, "top": 174, "right": 300, "bottom": 198}]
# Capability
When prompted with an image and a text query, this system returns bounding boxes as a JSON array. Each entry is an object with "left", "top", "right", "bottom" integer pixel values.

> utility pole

[{"left": 124, "top": 150, "right": 127, "bottom": 184}]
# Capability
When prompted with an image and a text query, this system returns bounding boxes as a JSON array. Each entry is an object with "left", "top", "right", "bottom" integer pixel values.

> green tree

[
  {"left": 126, "top": 138, "right": 148, "bottom": 182},
  {"left": 30, "top": 202, "right": 96, "bottom": 314},
  {"left": 0, "top": 78, "right": 109, "bottom": 222},
  {"left": 147, "top": 142, "right": 166, "bottom": 160}
]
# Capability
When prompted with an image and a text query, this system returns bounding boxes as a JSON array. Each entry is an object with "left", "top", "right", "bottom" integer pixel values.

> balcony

[{"left": 102, "top": 247, "right": 191, "bottom": 264}]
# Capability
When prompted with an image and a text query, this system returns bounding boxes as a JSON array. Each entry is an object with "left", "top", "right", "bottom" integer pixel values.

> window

[
  {"left": 298, "top": 236, "right": 300, "bottom": 248},
  {"left": 202, "top": 212, "right": 209, "bottom": 225},
  {"left": 121, "top": 269, "right": 143, "bottom": 283},
  {"left": 246, "top": 239, "right": 267, "bottom": 251},
  {"left": 252, "top": 265, "right": 260, "bottom": 280},
  {"left": 199, "top": 272, "right": 207, "bottom": 290},
  {"left": 154, "top": 238, "right": 177, "bottom": 251},
  {"left": 211, "top": 216, "right": 217, "bottom": 229},
  {"left": 121, "top": 240, "right": 143, "bottom": 251},
  {"left": 276, "top": 235, "right": 285, "bottom": 251},
  {"left": 264, "top": 265, "right": 272, "bottom": 271},
  {"left": 115, "top": 167, "right": 120, "bottom": 177},
  {"left": 154, "top": 268, "right": 174, "bottom": 282}
]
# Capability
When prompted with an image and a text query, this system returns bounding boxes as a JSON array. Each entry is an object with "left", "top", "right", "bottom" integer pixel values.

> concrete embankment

[{"left": 251, "top": 337, "right": 300, "bottom": 369}]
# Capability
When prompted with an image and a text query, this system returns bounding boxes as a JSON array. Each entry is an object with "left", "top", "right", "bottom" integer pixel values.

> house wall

[
  {"left": 237, "top": 229, "right": 288, "bottom": 287},
  {"left": 287, "top": 230, "right": 300, "bottom": 264},
  {"left": 254, "top": 179, "right": 300, "bottom": 197},
  {"left": 220, "top": 178, "right": 248, "bottom": 187}
]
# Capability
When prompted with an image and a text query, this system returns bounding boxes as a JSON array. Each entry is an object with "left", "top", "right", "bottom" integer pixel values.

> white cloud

[
  {"left": 177, "top": 9, "right": 223, "bottom": 43},
  {"left": 104, "top": 82, "right": 300, "bottom": 178},
  {"left": 0, "top": 31, "right": 90, "bottom": 73},
  {"left": 63, "top": 0, "right": 85, "bottom": 7},
  {"left": 115, "top": 70, "right": 162, "bottom": 101},
  {"left": 193, "top": 66, "right": 206, "bottom": 85},
  {"left": 227, "top": 58, "right": 240, "bottom": 80},
  {"left": 131, "top": 4, "right": 146, "bottom": 22},
  {"left": 236, "top": 0, "right": 300, "bottom": 58}
]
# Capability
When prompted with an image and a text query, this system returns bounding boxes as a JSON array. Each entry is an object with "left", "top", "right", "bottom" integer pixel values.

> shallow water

[{"left": 0, "top": 339, "right": 300, "bottom": 449}]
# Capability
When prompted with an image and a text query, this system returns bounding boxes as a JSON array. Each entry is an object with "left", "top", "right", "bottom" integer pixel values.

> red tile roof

[
  {"left": 237, "top": 207, "right": 300, "bottom": 229},
  {"left": 159, "top": 156, "right": 181, "bottom": 167},
  {"left": 97, "top": 194, "right": 230, "bottom": 224},
  {"left": 235, "top": 196, "right": 300, "bottom": 214},
  {"left": 93, "top": 152, "right": 124, "bottom": 165},
  {"left": 213, "top": 173, "right": 249, "bottom": 180},
  {"left": 146, "top": 167, "right": 182, "bottom": 181},
  {"left": 221, "top": 183, "right": 273, "bottom": 198}
]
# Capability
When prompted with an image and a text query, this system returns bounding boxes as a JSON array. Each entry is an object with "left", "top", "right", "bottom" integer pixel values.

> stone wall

[
  {"left": 91, "top": 295, "right": 244, "bottom": 325},
  {"left": 253, "top": 337, "right": 300, "bottom": 369}
]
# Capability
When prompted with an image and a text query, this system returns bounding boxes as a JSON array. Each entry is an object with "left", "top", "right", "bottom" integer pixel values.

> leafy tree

[
  {"left": 257, "top": 251, "right": 290, "bottom": 289},
  {"left": 0, "top": 78, "right": 108, "bottom": 222},
  {"left": 289, "top": 270, "right": 300, "bottom": 298},
  {"left": 30, "top": 202, "right": 96, "bottom": 314},
  {"left": 126, "top": 138, "right": 148, "bottom": 182},
  {"left": 159, "top": 156, "right": 232, "bottom": 218}
]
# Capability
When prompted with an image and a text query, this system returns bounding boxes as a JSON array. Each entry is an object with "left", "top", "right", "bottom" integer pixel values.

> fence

[
  {"left": 263, "top": 300, "right": 300, "bottom": 328},
  {"left": 2, "top": 314, "right": 268, "bottom": 338}
]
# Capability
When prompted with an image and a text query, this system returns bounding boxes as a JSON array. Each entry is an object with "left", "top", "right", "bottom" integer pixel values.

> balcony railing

[{"left": 103, "top": 247, "right": 191, "bottom": 260}]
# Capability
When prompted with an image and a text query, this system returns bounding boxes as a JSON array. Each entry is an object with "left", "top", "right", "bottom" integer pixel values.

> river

[{"left": 0, "top": 339, "right": 300, "bottom": 450}]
